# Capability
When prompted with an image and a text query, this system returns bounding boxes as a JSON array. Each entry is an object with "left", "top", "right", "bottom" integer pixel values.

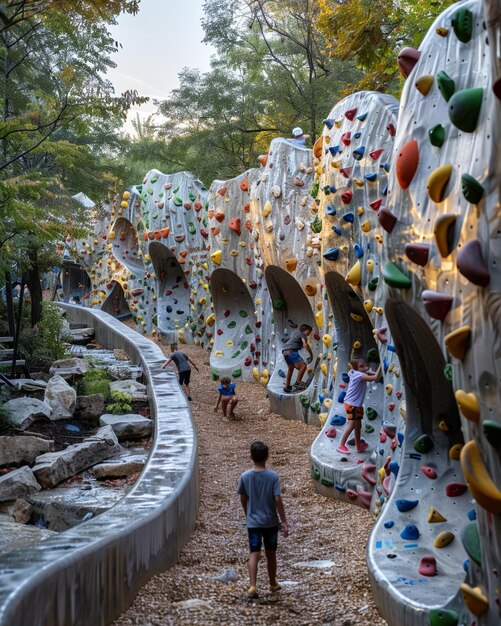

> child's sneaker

[
  {"left": 270, "top": 583, "right": 282, "bottom": 592},
  {"left": 247, "top": 586, "right": 259, "bottom": 599},
  {"left": 283, "top": 386, "right": 293, "bottom": 393},
  {"left": 187, "top": 396, "right": 193, "bottom": 401},
  {"left": 356, "top": 442, "right": 369, "bottom": 452},
  {"left": 293, "top": 381, "right": 308, "bottom": 390},
  {"left": 337, "top": 444, "right": 351, "bottom": 454}
]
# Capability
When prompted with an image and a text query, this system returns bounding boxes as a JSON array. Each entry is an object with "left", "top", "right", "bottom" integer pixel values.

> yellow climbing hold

[
  {"left": 322, "top": 334, "right": 331, "bottom": 348},
  {"left": 373, "top": 307, "right": 383, "bottom": 315},
  {"left": 304, "top": 282, "right": 318, "bottom": 297},
  {"left": 434, "top": 214, "right": 457, "bottom": 257},
  {"left": 262, "top": 201, "right": 272, "bottom": 217},
  {"left": 434, "top": 531, "right": 454, "bottom": 548},
  {"left": 427, "top": 164, "right": 453, "bottom": 203},
  {"left": 320, "top": 363, "right": 328, "bottom": 376},
  {"left": 438, "top": 420, "right": 449, "bottom": 432},
  {"left": 211, "top": 250, "right": 222, "bottom": 264},
  {"left": 415, "top": 74, "right": 434, "bottom": 96},
  {"left": 461, "top": 440, "right": 501, "bottom": 513},
  {"left": 230, "top": 249, "right": 238, "bottom": 257},
  {"left": 252, "top": 367, "right": 259, "bottom": 382},
  {"left": 206, "top": 314, "right": 215, "bottom": 326},
  {"left": 445, "top": 326, "right": 471, "bottom": 360},
  {"left": 225, "top": 340, "right": 234, "bottom": 347},
  {"left": 449, "top": 443, "right": 463, "bottom": 460},
  {"left": 357, "top": 207, "right": 364, "bottom": 215},
  {"left": 324, "top": 398, "right": 333, "bottom": 409},
  {"left": 318, "top": 413, "right": 328, "bottom": 427},
  {"left": 428, "top": 507, "right": 447, "bottom": 523},
  {"left": 353, "top": 178, "right": 364, "bottom": 188},
  {"left": 315, "top": 311, "right": 324, "bottom": 327},
  {"left": 385, "top": 384, "right": 393, "bottom": 394},
  {"left": 459, "top": 584, "right": 489, "bottom": 617},
  {"left": 350, "top": 313, "right": 363, "bottom": 322},
  {"left": 378, "top": 467, "right": 386, "bottom": 482},
  {"left": 455, "top": 389, "right": 480, "bottom": 422},
  {"left": 260, "top": 369, "right": 269, "bottom": 385},
  {"left": 366, "top": 260, "right": 374, "bottom": 272},
  {"left": 364, "top": 300, "right": 373, "bottom": 313},
  {"left": 214, "top": 350, "right": 223, "bottom": 357},
  {"left": 361, "top": 220, "right": 371, "bottom": 233},
  {"left": 346, "top": 260, "right": 361, "bottom": 286},
  {"left": 285, "top": 259, "right": 298, "bottom": 272},
  {"left": 353, "top": 340, "right": 361, "bottom": 350}
]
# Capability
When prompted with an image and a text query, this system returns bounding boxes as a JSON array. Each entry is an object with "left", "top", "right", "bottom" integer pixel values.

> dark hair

[
  {"left": 170, "top": 343, "right": 178, "bottom": 351},
  {"left": 250, "top": 441, "right": 269, "bottom": 463},
  {"left": 350, "top": 358, "right": 366, "bottom": 371},
  {"left": 300, "top": 324, "right": 312, "bottom": 333},
  {"left": 220, "top": 376, "right": 231, "bottom": 385}
]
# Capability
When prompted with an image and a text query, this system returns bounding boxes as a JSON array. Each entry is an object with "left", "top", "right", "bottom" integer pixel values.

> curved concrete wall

[{"left": 0, "top": 304, "right": 198, "bottom": 626}]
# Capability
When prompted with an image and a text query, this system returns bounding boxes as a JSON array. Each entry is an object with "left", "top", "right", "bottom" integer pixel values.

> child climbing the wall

[
  {"left": 214, "top": 376, "right": 238, "bottom": 418},
  {"left": 237, "top": 441, "right": 288, "bottom": 599},
  {"left": 337, "top": 358, "right": 381, "bottom": 454},
  {"left": 161, "top": 343, "right": 199, "bottom": 401},
  {"left": 282, "top": 324, "right": 313, "bottom": 393}
]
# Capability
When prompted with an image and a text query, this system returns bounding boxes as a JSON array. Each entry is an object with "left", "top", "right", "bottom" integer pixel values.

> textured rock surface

[
  {"left": 74, "top": 393, "right": 105, "bottom": 419},
  {"left": 109, "top": 379, "right": 147, "bottom": 400},
  {"left": 3, "top": 397, "right": 51, "bottom": 430},
  {"left": 44, "top": 374, "right": 76, "bottom": 419},
  {"left": 49, "top": 357, "right": 89, "bottom": 378},
  {"left": 0, "top": 467, "right": 41, "bottom": 501},
  {"left": 0, "top": 436, "right": 54, "bottom": 466},
  {"left": 99, "top": 414, "right": 152, "bottom": 440}
]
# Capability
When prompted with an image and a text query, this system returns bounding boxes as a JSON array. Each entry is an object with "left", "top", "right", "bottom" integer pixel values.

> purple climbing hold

[
  {"left": 405, "top": 243, "right": 430, "bottom": 267},
  {"left": 422, "top": 290, "right": 453, "bottom": 321},
  {"left": 397, "top": 48, "right": 421, "bottom": 79},
  {"left": 456, "top": 239, "right": 490, "bottom": 287},
  {"left": 378, "top": 207, "right": 398, "bottom": 233}
]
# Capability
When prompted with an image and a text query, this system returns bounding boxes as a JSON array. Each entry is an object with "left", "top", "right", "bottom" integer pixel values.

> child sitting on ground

[
  {"left": 337, "top": 358, "right": 381, "bottom": 455},
  {"left": 214, "top": 376, "right": 238, "bottom": 418}
]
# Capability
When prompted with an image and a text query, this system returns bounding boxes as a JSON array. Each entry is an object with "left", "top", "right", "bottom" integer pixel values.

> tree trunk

[
  {"left": 4, "top": 271, "right": 16, "bottom": 337},
  {"left": 26, "top": 250, "right": 42, "bottom": 326}
]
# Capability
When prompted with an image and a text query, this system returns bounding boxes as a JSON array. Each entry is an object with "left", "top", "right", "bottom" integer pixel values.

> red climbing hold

[
  {"left": 456, "top": 239, "right": 490, "bottom": 287},
  {"left": 216, "top": 329, "right": 223, "bottom": 336},
  {"left": 340, "top": 167, "right": 352, "bottom": 178},
  {"left": 228, "top": 218, "right": 241, "bottom": 236},
  {"left": 346, "top": 489, "right": 358, "bottom": 501},
  {"left": 341, "top": 132, "right": 352, "bottom": 146},
  {"left": 421, "top": 466, "right": 437, "bottom": 479},
  {"left": 445, "top": 482, "right": 467, "bottom": 497},
  {"left": 397, "top": 47, "right": 421, "bottom": 79},
  {"left": 387, "top": 123, "right": 396, "bottom": 137},
  {"left": 396, "top": 139, "right": 419, "bottom": 189},
  {"left": 244, "top": 356, "right": 252, "bottom": 366},
  {"left": 370, "top": 198, "right": 382, "bottom": 211},
  {"left": 405, "top": 243, "right": 430, "bottom": 267},
  {"left": 341, "top": 190, "right": 353, "bottom": 204},
  {"left": 418, "top": 556, "right": 437, "bottom": 577},
  {"left": 422, "top": 290, "right": 453, "bottom": 321},
  {"left": 369, "top": 148, "right": 383, "bottom": 160},
  {"left": 325, "top": 427, "right": 337, "bottom": 439},
  {"left": 345, "top": 108, "right": 358, "bottom": 120},
  {"left": 378, "top": 207, "right": 398, "bottom": 233},
  {"left": 388, "top": 403, "right": 395, "bottom": 411}
]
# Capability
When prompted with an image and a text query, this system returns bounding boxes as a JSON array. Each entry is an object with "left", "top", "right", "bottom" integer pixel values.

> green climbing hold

[
  {"left": 366, "top": 407, "right": 378, "bottom": 421},
  {"left": 231, "top": 351, "right": 241, "bottom": 358},
  {"left": 428, "top": 609, "right": 459, "bottom": 626},
  {"left": 429, "top": 124, "right": 445, "bottom": 147},
  {"left": 272, "top": 298, "right": 286, "bottom": 310},
  {"left": 311, "top": 466, "right": 321, "bottom": 481},
  {"left": 436, "top": 71, "right": 455, "bottom": 102},
  {"left": 310, "top": 216, "right": 322, "bottom": 234},
  {"left": 173, "top": 196, "right": 183, "bottom": 206},
  {"left": 189, "top": 192, "right": 197, "bottom": 201},
  {"left": 240, "top": 341, "right": 248, "bottom": 350},
  {"left": 321, "top": 476, "right": 334, "bottom": 487},
  {"left": 188, "top": 222, "right": 196, "bottom": 234},
  {"left": 189, "top": 322, "right": 197, "bottom": 331},
  {"left": 150, "top": 175, "right": 158, "bottom": 184},
  {"left": 452, "top": 7, "right": 473, "bottom": 43},
  {"left": 202, "top": 216, "right": 208, "bottom": 227},
  {"left": 483, "top": 420, "right": 501, "bottom": 448},
  {"left": 462, "top": 522, "right": 481, "bottom": 565},
  {"left": 414, "top": 434, "right": 434, "bottom": 453},
  {"left": 322, "top": 185, "right": 331, "bottom": 195},
  {"left": 211, "top": 369, "right": 220, "bottom": 381},
  {"left": 382, "top": 263, "right": 412, "bottom": 289},
  {"left": 228, "top": 320, "right": 236, "bottom": 329},
  {"left": 366, "top": 348, "right": 380, "bottom": 364},
  {"left": 232, "top": 368, "right": 242, "bottom": 378},
  {"left": 151, "top": 315, "right": 158, "bottom": 326},
  {"left": 310, "top": 401, "right": 321, "bottom": 413},
  {"left": 172, "top": 185, "right": 179, "bottom": 193},
  {"left": 135, "top": 185, "right": 143, "bottom": 193},
  {"left": 443, "top": 363, "right": 453, "bottom": 381},
  {"left": 368, "top": 277, "right": 379, "bottom": 291},
  {"left": 239, "top": 310, "right": 248, "bottom": 318},
  {"left": 245, "top": 325, "right": 253, "bottom": 334},
  {"left": 365, "top": 424, "right": 375, "bottom": 434},
  {"left": 461, "top": 174, "right": 484, "bottom": 204},
  {"left": 310, "top": 180, "right": 320, "bottom": 198},
  {"left": 449, "top": 88, "right": 483, "bottom": 133},
  {"left": 300, "top": 395, "right": 310, "bottom": 408}
]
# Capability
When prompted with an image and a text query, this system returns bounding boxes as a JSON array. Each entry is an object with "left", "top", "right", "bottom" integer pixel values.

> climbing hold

[
  {"left": 449, "top": 443, "right": 462, "bottom": 460},
  {"left": 461, "top": 440, "right": 501, "bottom": 513},
  {"left": 445, "top": 326, "right": 471, "bottom": 360},
  {"left": 427, "top": 164, "right": 453, "bottom": 203},
  {"left": 382, "top": 262, "right": 411, "bottom": 288},
  {"left": 418, "top": 556, "right": 437, "bottom": 577},
  {"left": 377, "top": 207, "right": 397, "bottom": 233},
  {"left": 364, "top": 300, "right": 373, "bottom": 313},
  {"left": 428, "top": 609, "right": 459, "bottom": 626},
  {"left": 433, "top": 214, "right": 457, "bottom": 257},
  {"left": 341, "top": 190, "right": 353, "bottom": 204},
  {"left": 325, "top": 427, "right": 337, "bottom": 439},
  {"left": 304, "top": 282, "right": 317, "bottom": 297},
  {"left": 232, "top": 368, "right": 242, "bottom": 378},
  {"left": 366, "top": 407, "right": 378, "bottom": 421},
  {"left": 272, "top": 298, "right": 285, "bottom": 310},
  {"left": 404, "top": 243, "right": 429, "bottom": 266},
  {"left": 422, "top": 290, "right": 453, "bottom": 321},
  {"left": 461, "top": 174, "right": 484, "bottom": 204},
  {"left": 437, "top": 70, "right": 456, "bottom": 102},
  {"left": 445, "top": 482, "right": 467, "bottom": 497},
  {"left": 401, "top": 524, "right": 419, "bottom": 540},
  {"left": 353, "top": 146, "right": 365, "bottom": 160},
  {"left": 342, "top": 212, "right": 354, "bottom": 223},
  {"left": 258, "top": 154, "right": 268, "bottom": 167},
  {"left": 262, "top": 201, "right": 272, "bottom": 217},
  {"left": 428, "top": 507, "right": 447, "bottom": 523},
  {"left": 449, "top": 88, "right": 483, "bottom": 133},
  {"left": 483, "top": 420, "right": 501, "bottom": 449},
  {"left": 396, "top": 139, "right": 419, "bottom": 189},
  {"left": 228, "top": 218, "right": 241, "bottom": 236},
  {"left": 285, "top": 258, "right": 298, "bottom": 273},
  {"left": 434, "top": 531, "right": 454, "bottom": 548},
  {"left": 456, "top": 239, "right": 490, "bottom": 287},
  {"left": 366, "top": 259, "right": 374, "bottom": 273},
  {"left": 459, "top": 584, "right": 489, "bottom": 616},
  {"left": 414, "top": 434, "right": 434, "bottom": 453},
  {"left": 462, "top": 521, "right": 481, "bottom": 566},
  {"left": 455, "top": 389, "right": 480, "bottom": 422},
  {"left": 396, "top": 499, "right": 418, "bottom": 512},
  {"left": 322, "top": 334, "right": 332, "bottom": 348},
  {"left": 451, "top": 7, "right": 473, "bottom": 43},
  {"left": 438, "top": 420, "right": 449, "bottom": 432},
  {"left": 341, "top": 132, "right": 351, "bottom": 146},
  {"left": 421, "top": 466, "right": 437, "bottom": 479},
  {"left": 397, "top": 47, "right": 421, "bottom": 78},
  {"left": 415, "top": 75, "right": 434, "bottom": 96},
  {"left": 368, "top": 277, "right": 379, "bottom": 291},
  {"left": 369, "top": 198, "right": 382, "bottom": 211},
  {"left": 330, "top": 414, "right": 346, "bottom": 427},
  {"left": 365, "top": 173, "right": 377, "bottom": 182},
  {"left": 210, "top": 250, "right": 222, "bottom": 265},
  {"left": 353, "top": 243, "right": 364, "bottom": 258},
  {"left": 326, "top": 204, "right": 336, "bottom": 216},
  {"left": 429, "top": 124, "right": 446, "bottom": 147},
  {"left": 351, "top": 313, "right": 363, "bottom": 322},
  {"left": 345, "top": 260, "right": 361, "bottom": 286}
]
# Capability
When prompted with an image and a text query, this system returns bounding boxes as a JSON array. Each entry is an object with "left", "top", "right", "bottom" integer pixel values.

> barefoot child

[
  {"left": 282, "top": 324, "right": 313, "bottom": 393},
  {"left": 237, "top": 441, "right": 289, "bottom": 599},
  {"left": 161, "top": 343, "right": 199, "bottom": 401},
  {"left": 337, "top": 358, "right": 381, "bottom": 454},
  {"left": 214, "top": 376, "right": 238, "bottom": 418}
]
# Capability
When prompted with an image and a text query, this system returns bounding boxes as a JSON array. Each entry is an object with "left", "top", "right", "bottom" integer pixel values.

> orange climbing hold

[
  {"left": 396, "top": 139, "right": 419, "bottom": 189},
  {"left": 445, "top": 326, "right": 471, "bottom": 360},
  {"left": 228, "top": 218, "right": 241, "bottom": 237}
]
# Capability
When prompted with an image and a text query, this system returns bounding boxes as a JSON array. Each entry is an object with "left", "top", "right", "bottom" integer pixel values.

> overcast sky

[{"left": 107, "top": 0, "right": 214, "bottom": 130}]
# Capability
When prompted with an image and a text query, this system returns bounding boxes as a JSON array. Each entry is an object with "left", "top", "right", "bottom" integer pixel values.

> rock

[
  {"left": 44, "top": 375, "right": 76, "bottom": 419},
  {"left": 3, "top": 397, "right": 51, "bottom": 430},
  {"left": 0, "top": 436, "right": 54, "bottom": 466},
  {"left": 49, "top": 357, "right": 89, "bottom": 379},
  {"left": 11, "top": 379, "right": 47, "bottom": 392},
  {"left": 107, "top": 364, "right": 142, "bottom": 380},
  {"left": 99, "top": 414, "right": 152, "bottom": 440},
  {"left": 0, "top": 467, "right": 41, "bottom": 501},
  {"left": 109, "top": 380, "right": 147, "bottom": 401},
  {"left": 74, "top": 394, "right": 105, "bottom": 419},
  {"left": 11, "top": 498, "right": 33, "bottom": 524},
  {"left": 93, "top": 456, "right": 145, "bottom": 479},
  {"left": 68, "top": 327, "right": 95, "bottom": 345},
  {"left": 32, "top": 425, "right": 121, "bottom": 488}
]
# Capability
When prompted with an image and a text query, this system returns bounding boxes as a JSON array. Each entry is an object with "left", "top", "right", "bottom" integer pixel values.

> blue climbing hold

[
  {"left": 323, "top": 118, "right": 334, "bottom": 129},
  {"left": 335, "top": 482, "right": 346, "bottom": 493},
  {"left": 353, "top": 146, "right": 365, "bottom": 160},
  {"left": 397, "top": 432, "right": 404, "bottom": 446},
  {"left": 463, "top": 559, "right": 469, "bottom": 573},
  {"left": 278, "top": 369, "right": 286, "bottom": 378},
  {"left": 343, "top": 212, "right": 354, "bottom": 223},
  {"left": 396, "top": 499, "right": 419, "bottom": 512},
  {"left": 354, "top": 243, "right": 364, "bottom": 258},
  {"left": 357, "top": 112, "right": 368, "bottom": 122},
  {"left": 467, "top": 509, "right": 477, "bottom": 521},
  {"left": 332, "top": 226, "right": 342, "bottom": 236},
  {"left": 389, "top": 461, "right": 399, "bottom": 477},
  {"left": 166, "top": 305, "right": 173, "bottom": 313},
  {"left": 329, "top": 185, "right": 337, "bottom": 193},
  {"left": 338, "top": 391, "right": 346, "bottom": 403},
  {"left": 381, "top": 162, "right": 390, "bottom": 173},
  {"left": 400, "top": 524, "right": 420, "bottom": 540},
  {"left": 384, "top": 521, "right": 394, "bottom": 529},
  {"left": 365, "top": 173, "right": 377, "bottom": 182},
  {"left": 382, "top": 184, "right": 388, "bottom": 196},
  {"left": 354, "top": 131, "right": 362, "bottom": 139},
  {"left": 323, "top": 248, "right": 340, "bottom": 261},
  {"left": 383, "top": 358, "right": 390, "bottom": 373},
  {"left": 342, "top": 372, "right": 350, "bottom": 383},
  {"left": 331, "top": 414, "right": 347, "bottom": 426},
  {"left": 387, "top": 344, "right": 397, "bottom": 352},
  {"left": 328, "top": 145, "right": 340, "bottom": 156},
  {"left": 326, "top": 205, "right": 336, "bottom": 216}
]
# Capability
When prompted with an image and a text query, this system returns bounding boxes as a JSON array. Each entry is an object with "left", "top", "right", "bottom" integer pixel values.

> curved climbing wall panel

[
  {"left": 101, "top": 280, "right": 132, "bottom": 319},
  {"left": 250, "top": 138, "right": 323, "bottom": 422},
  {"left": 208, "top": 171, "right": 261, "bottom": 381},
  {"left": 366, "top": 2, "right": 500, "bottom": 624},
  {"left": 309, "top": 91, "right": 402, "bottom": 509}
]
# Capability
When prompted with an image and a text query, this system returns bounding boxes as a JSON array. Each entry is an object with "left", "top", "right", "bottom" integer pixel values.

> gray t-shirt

[
  {"left": 237, "top": 468, "right": 281, "bottom": 528},
  {"left": 170, "top": 351, "right": 190, "bottom": 372},
  {"left": 282, "top": 330, "right": 306, "bottom": 353}
]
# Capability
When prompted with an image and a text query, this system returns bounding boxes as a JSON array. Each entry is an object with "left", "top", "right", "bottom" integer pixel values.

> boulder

[
  {"left": 107, "top": 364, "right": 142, "bottom": 380},
  {"left": 99, "top": 414, "right": 152, "bottom": 440},
  {"left": 49, "top": 357, "right": 89, "bottom": 379},
  {"left": 0, "top": 466, "right": 41, "bottom": 501},
  {"left": 3, "top": 397, "right": 51, "bottom": 430},
  {"left": 32, "top": 425, "right": 121, "bottom": 488},
  {"left": 11, "top": 379, "right": 47, "bottom": 392},
  {"left": 74, "top": 394, "right": 105, "bottom": 419},
  {"left": 44, "top": 375, "right": 76, "bottom": 419},
  {"left": 109, "top": 379, "right": 147, "bottom": 401},
  {"left": 0, "top": 436, "right": 54, "bottom": 466},
  {"left": 11, "top": 498, "right": 33, "bottom": 524},
  {"left": 68, "top": 327, "right": 95, "bottom": 345},
  {"left": 93, "top": 456, "right": 145, "bottom": 479}
]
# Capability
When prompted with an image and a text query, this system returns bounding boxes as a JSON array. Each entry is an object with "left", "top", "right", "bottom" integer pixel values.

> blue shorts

[
  {"left": 248, "top": 526, "right": 279, "bottom": 552},
  {"left": 283, "top": 351, "right": 303, "bottom": 366}
]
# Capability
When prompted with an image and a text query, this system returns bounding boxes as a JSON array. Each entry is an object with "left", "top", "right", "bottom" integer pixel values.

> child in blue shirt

[{"left": 214, "top": 376, "right": 238, "bottom": 418}]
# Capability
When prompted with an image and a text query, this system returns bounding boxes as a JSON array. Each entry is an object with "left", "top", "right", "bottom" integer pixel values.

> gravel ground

[{"left": 113, "top": 341, "right": 387, "bottom": 626}]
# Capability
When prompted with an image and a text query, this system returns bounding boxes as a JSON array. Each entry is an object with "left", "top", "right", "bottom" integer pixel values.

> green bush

[
  {"left": 77, "top": 367, "right": 111, "bottom": 398},
  {"left": 106, "top": 390, "right": 132, "bottom": 414}
]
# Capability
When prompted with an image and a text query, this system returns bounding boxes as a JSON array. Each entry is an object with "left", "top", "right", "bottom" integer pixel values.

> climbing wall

[
  {"left": 207, "top": 170, "right": 262, "bottom": 382},
  {"left": 365, "top": 2, "right": 501, "bottom": 625},
  {"left": 309, "top": 91, "right": 402, "bottom": 511},
  {"left": 250, "top": 138, "right": 323, "bottom": 423}
]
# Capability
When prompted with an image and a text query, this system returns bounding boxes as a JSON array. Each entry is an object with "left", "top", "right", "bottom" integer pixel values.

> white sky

[{"left": 107, "top": 0, "right": 214, "bottom": 132}]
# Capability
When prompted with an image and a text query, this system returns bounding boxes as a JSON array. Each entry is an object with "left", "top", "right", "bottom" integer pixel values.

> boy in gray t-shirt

[
  {"left": 161, "top": 343, "right": 199, "bottom": 401},
  {"left": 237, "top": 441, "right": 288, "bottom": 599}
]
